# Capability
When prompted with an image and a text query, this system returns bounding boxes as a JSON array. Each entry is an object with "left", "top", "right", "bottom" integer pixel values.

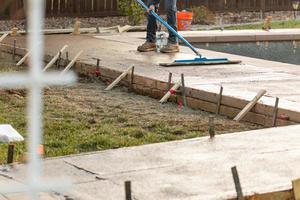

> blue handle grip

[{"left": 136, "top": 0, "right": 202, "bottom": 57}]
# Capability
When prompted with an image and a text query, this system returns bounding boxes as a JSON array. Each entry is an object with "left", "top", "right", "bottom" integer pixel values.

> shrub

[
  {"left": 191, "top": 6, "right": 215, "bottom": 25},
  {"left": 118, "top": 0, "right": 145, "bottom": 25}
]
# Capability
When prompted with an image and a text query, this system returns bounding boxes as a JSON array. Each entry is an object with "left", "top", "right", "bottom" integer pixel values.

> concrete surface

[
  {"left": 1, "top": 30, "right": 300, "bottom": 199},
  {"left": 180, "top": 29, "right": 300, "bottom": 42},
  {"left": 4, "top": 30, "right": 300, "bottom": 117},
  {"left": 44, "top": 31, "right": 300, "bottom": 112},
  {"left": 1, "top": 125, "right": 300, "bottom": 199}
]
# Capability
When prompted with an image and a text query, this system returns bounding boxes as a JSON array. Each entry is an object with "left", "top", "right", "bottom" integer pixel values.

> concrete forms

[{"left": 1, "top": 33, "right": 300, "bottom": 127}]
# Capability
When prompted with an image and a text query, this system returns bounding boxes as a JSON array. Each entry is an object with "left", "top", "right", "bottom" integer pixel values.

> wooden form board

[
  {"left": 0, "top": 33, "right": 8, "bottom": 43},
  {"left": 1, "top": 43, "right": 300, "bottom": 127},
  {"left": 159, "top": 81, "right": 181, "bottom": 103},
  {"left": 234, "top": 90, "right": 267, "bottom": 122},
  {"left": 293, "top": 179, "right": 300, "bottom": 200},
  {"left": 105, "top": 65, "right": 134, "bottom": 91},
  {"left": 61, "top": 50, "right": 83, "bottom": 74},
  {"left": 43, "top": 45, "right": 68, "bottom": 72}
]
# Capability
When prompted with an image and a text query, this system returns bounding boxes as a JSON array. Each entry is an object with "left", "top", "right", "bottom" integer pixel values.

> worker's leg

[
  {"left": 146, "top": 0, "right": 158, "bottom": 43},
  {"left": 161, "top": 0, "right": 179, "bottom": 53},
  {"left": 165, "top": 0, "right": 178, "bottom": 44},
  {"left": 137, "top": 0, "right": 158, "bottom": 52}
]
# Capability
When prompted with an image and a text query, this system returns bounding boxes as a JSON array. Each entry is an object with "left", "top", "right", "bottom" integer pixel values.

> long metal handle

[{"left": 136, "top": 0, "right": 202, "bottom": 57}]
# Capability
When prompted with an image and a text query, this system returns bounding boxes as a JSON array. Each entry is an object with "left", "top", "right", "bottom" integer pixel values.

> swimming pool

[{"left": 194, "top": 41, "right": 300, "bottom": 65}]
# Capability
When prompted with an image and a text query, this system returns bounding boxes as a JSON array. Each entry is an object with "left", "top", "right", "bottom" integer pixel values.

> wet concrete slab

[
  {"left": 4, "top": 31, "right": 300, "bottom": 114},
  {"left": 1, "top": 125, "right": 300, "bottom": 199}
]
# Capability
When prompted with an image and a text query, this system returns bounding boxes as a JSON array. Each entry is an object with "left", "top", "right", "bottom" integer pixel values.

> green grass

[
  {"left": 221, "top": 20, "right": 300, "bottom": 30},
  {"left": 0, "top": 53, "right": 261, "bottom": 164},
  {"left": 0, "top": 90, "right": 207, "bottom": 163}
]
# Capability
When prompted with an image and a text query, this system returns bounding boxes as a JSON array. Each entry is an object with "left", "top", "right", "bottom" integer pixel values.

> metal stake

[
  {"left": 272, "top": 97, "right": 279, "bottom": 127},
  {"left": 7, "top": 144, "right": 14, "bottom": 164},
  {"left": 231, "top": 166, "right": 244, "bottom": 200},
  {"left": 209, "top": 115, "right": 215, "bottom": 138},
  {"left": 12, "top": 39, "right": 16, "bottom": 61},
  {"left": 181, "top": 73, "right": 187, "bottom": 107},
  {"left": 125, "top": 181, "right": 132, "bottom": 200},
  {"left": 167, "top": 72, "right": 172, "bottom": 91},
  {"left": 65, "top": 51, "right": 69, "bottom": 62},
  {"left": 56, "top": 51, "right": 62, "bottom": 69},
  {"left": 129, "top": 66, "right": 135, "bottom": 92},
  {"left": 216, "top": 86, "right": 223, "bottom": 115}
]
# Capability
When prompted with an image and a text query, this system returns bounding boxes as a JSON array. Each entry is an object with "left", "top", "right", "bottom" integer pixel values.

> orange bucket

[{"left": 176, "top": 11, "right": 193, "bottom": 31}]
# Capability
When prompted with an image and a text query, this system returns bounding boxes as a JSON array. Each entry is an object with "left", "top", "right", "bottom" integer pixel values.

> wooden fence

[{"left": 0, "top": 0, "right": 294, "bottom": 20}]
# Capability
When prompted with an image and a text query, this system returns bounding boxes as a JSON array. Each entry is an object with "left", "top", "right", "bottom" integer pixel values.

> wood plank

[
  {"left": 159, "top": 81, "right": 181, "bottom": 103},
  {"left": 16, "top": 50, "right": 30, "bottom": 66},
  {"left": 186, "top": 96, "right": 293, "bottom": 127},
  {"left": 61, "top": 50, "right": 83, "bottom": 74},
  {"left": 234, "top": 89, "right": 267, "bottom": 122},
  {"left": 105, "top": 65, "right": 134, "bottom": 91},
  {"left": 293, "top": 179, "right": 300, "bottom": 200},
  {"left": 43, "top": 45, "right": 68, "bottom": 72},
  {"left": 0, "top": 33, "right": 8, "bottom": 43}
]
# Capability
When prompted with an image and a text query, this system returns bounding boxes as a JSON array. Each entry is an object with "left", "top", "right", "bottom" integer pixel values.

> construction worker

[{"left": 137, "top": 0, "right": 179, "bottom": 53}]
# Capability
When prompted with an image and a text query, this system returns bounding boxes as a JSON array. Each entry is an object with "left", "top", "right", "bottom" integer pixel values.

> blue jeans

[{"left": 146, "top": 0, "right": 178, "bottom": 44}]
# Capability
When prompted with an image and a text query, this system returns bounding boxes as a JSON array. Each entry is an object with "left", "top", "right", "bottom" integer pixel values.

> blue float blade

[{"left": 175, "top": 57, "right": 229, "bottom": 63}]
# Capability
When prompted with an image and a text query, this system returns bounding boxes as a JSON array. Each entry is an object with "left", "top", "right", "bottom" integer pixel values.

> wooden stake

[
  {"left": 234, "top": 89, "right": 267, "bottom": 122},
  {"left": 43, "top": 45, "right": 68, "bottom": 72},
  {"left": 61, "top": 50, "right": 83, "bottom": 74},
  {"left": 0, "top": 33, "right": 8, "bottom": 43},
  {"left": 16, "top": 51, "right": 31, "bottom": 66},
  {"left": 209, "top": 115, "right": 215, "bottom": 138},
  {"left": 181, "top": 74, "right": 187, "bottom": 107},
  {"left": 7, "top": 144, "right": 14, "bottom": 164},
  {"left": 118, "top": 25, "right": 132, "bottom": 33},
  {"left": 105, "top": 65, "right": 134, "bottom": 91},
  {"left": 292, "top": 179, "right": 300, "bottom": 200},
  {"left": 215, "top": 86, "right": 223, "bottom": 115},
  {"left": 159, "top": 80, "right": 181, "bottom": 103},
  {"left": 125, "top": 181, "right": 132, "bottom": 200},
  {"left": 272, "top": 97, "right": 279, "bottom": 127},
  {"left": 231, "top": 166, "right": 244, "bottom": 200}
]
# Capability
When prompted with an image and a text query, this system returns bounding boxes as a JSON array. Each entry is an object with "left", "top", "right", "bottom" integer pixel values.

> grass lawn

[{"left": 0, "top": 54, "right": 262, "bottom": 164}]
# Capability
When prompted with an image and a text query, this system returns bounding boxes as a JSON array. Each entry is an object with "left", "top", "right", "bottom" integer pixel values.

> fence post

[{"left": 261, "top": 0, "right": 266, "bottom": 17}]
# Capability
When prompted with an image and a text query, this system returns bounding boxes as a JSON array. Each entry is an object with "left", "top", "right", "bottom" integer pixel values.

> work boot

[
  {"left": 161, "top": 43, "right": 179, "bottom": 53},
  {"left": 137, "top": 41, "right": 156, "bottom": 52}
]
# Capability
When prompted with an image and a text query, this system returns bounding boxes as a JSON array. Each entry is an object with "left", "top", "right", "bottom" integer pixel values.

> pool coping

[{"left": 180, "top": 29, "right": 300, "bottom": 43}]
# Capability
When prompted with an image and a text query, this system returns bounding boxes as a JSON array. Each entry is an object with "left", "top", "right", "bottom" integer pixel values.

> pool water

[{"left": 194, "top": 41, "right": 300, "bottom": 65}]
